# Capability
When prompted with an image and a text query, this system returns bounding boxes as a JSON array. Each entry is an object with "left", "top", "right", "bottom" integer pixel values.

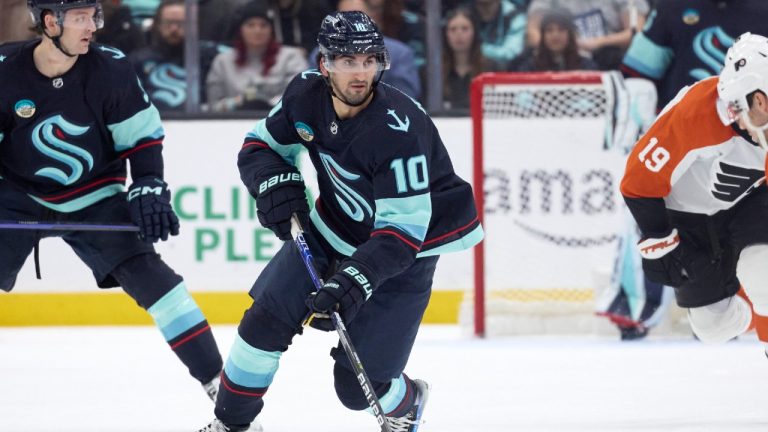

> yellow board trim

[{"left": 0, "top": 290, "right": 465, "bottom": 326}]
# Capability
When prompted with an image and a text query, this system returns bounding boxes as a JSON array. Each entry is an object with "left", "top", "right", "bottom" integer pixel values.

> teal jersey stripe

[
  {"left": 29, "top": 184, "right": 123, "bottom": 213},
  {"left": 623, "top": 33, "right": 673, "bottom": 80},
  {"left": 373, "top": 194, "right": 431, "bottom": 241},
  {"left": 313, "top": 208, "right": 483, "bottom": 258},
  {"left": 417, "top": 224, "right": 484, "bottom": 257},
  {"left": 108, "top": 105, "right": 164, "bottom": 152},
  {"left": 224, "top": 334, "right": 281, "bottom": 388},
  {"left": 247, "top": 115, "right": 303, "bottom": 165},
  {"left": 310, "top": 209, "right": 357, "bottom": 256},
  {"left": 0, "top": 132, "right": 4, "bottom": 142},
  {"left": 147, "top": 282, "right": 205, "bottom": 341},
  {"left": 367, "top": 374, "right": 406, "bottom": 415}
]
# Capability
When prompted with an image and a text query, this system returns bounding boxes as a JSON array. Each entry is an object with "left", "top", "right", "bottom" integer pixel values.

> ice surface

[{"left": 0, "top": 325, "right": 766, "bottom": 432}]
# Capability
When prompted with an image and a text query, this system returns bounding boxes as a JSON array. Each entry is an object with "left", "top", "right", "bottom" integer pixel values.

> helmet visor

[
  {"left": 323, "top": 53, "right": 389, "bottom": 73},
  {"left": 61, "top": 5, "right": 103, "bottom": 30}
]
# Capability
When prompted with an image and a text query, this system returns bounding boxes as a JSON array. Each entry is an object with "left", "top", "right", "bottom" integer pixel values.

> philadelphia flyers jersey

[
  {"left": 621, "top": 76, "right": 765, "bottom": 235},
  {"left": 238, "top": 71, "right": 483, "bottom": 283},
  {"left": 0, "top": 39, "right": 165, "bottom": 213}
]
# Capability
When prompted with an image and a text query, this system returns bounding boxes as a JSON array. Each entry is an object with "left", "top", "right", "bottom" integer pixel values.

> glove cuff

[
  {"left": 128, "top": 176, "right": 169, "bottom": 201},
  {"left": 638, "top": 228, "right": 680, "bottom": 259},
  {"left": 337, "top": 261, "right": 379, "bottom": 300}
]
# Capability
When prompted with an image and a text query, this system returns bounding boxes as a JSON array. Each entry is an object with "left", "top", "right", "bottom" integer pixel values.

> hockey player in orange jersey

[{"left": 621, "top": 32, "right": 768, "bottom": 356}]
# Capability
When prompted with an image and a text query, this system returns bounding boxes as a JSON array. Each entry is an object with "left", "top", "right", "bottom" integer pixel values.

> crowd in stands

[{"left": 9, "top": 0, "right": 761, "bottom": 115}]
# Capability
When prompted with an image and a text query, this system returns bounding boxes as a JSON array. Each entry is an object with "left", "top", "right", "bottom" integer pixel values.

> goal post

[{"left": 466, "top": 71, "right": 657, "bottom": 337}]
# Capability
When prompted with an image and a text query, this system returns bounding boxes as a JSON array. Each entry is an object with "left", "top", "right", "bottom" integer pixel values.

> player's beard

[{"left": 330, "top": 73, "right": 373, "bottom": 107}]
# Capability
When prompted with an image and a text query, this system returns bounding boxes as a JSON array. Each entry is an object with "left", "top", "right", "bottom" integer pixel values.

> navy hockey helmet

[
  {"left": 317, "top": 11, "right": 390, "bottom": 72},
  {"left": 28, "top": 0, "right": 104, "bottom": 29}
]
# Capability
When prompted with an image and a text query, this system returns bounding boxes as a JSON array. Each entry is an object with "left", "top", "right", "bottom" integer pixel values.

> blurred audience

[
  {"left": 199, "top": 0, "right": 252, "bottom": 43},
  {"left": 206, "top": 1, "right": 308, "bottom": 112},
  {"left": 0, "top": 0, "right": 37, "bottom": 43},
  {"left": 366, "top": 0, "right": 426, "bottom": 72},
  {"left": 442, "top": 7, "right": 497, "bottom": 110},
  {"left": 621, "top": 0, "right": 768, "bottom": 109},
  {"left": 98, "top": 0, "right": 146, "bottom": 54},
  {"left": 517, "top": 8, "right": 598, "bottom": 72},
  {"left": 129, "top": 0, "right": 223, "bottom": 111},
  {"left": 267, "top": 0, "right": 333, "bottom": 55},
  {"left": 526, "top": 0, "right": 649, "bottom": 70},
  {"left": 472, "top": 0, "right": 528, "bottom": 69}
]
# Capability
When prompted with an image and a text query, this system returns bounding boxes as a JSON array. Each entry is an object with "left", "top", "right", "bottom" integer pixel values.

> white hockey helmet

[{"left": 717, "top": 32, "right": 768, "bottom": 147}]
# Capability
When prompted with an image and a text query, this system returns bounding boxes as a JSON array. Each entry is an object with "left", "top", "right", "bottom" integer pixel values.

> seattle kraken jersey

[
  {"left": 238, "top": 71, "right": 483, "bottom": 284},
  {"left": 621, "top": 0, "right": 768, "bottom": 108},
  {"left": 0, "top": 39, "right": 165, "bottom": 213},
  {"left": 129, "top": 41, "right": 223, "bottom": 111}
]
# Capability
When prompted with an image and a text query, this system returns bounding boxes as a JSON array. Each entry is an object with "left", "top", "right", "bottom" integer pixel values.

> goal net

[{"left": 461, "top": 71, "right": 680, "bottom": 337}]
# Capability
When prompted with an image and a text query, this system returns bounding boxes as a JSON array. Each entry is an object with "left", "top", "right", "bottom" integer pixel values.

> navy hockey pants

[
  {"left": 0, "top": 182, "right": 222, "bottom": 383},
  {"left": 215, "top": 224, "right": 437, "bottom": 426}
]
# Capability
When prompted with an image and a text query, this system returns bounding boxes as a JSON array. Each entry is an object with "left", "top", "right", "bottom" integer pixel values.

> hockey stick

[
  {"left": 290, "top": 214, "right": 392, "bottom": 432},
  {"left": 0, "top": 220, "right": 139, "bottom": 232}
]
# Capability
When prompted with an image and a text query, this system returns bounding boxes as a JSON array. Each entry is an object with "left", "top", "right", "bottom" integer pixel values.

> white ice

[{"left": 1, "top": 325, "right": 766, "bottom": 432}]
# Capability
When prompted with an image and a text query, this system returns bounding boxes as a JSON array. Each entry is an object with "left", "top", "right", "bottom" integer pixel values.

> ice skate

[
  {"left": 197, "top": 418, "right": 263, "bottom": 432},
  {"left": 385, "top": 379, "right": 430, "bottom": 432}
]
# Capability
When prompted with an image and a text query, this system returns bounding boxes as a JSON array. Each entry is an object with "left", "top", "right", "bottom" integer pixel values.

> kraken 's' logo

[
  {"left": 148, "top": 63, "right": 186, "bottom": 107},
  {"left": 690, "top": 27, "right": 735, "bottom": 80},
  {"left": 32, "top": 115, "right": 93, "bottom": 185},
  {"left": 319, "top": 153, "right": 373, "bottom": 222}
]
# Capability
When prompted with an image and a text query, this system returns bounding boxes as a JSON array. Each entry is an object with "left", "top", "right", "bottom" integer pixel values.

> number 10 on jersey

[{"left": 390, "top": 155, "right": 429, "bottom": 193}]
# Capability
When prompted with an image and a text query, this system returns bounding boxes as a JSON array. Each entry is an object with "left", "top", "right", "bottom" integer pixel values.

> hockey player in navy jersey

[
  {"left": 0, "top": 0, "right": 225, "bottom": 405},
  {"left": 198, "top": 10, "right": 483, "bottom": 432}
]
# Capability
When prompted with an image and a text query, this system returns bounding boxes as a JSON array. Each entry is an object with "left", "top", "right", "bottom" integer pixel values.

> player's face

[
  {"left": 325, "top": 54, "right": 378, "bottom": 105},
  {"left": 736, "top": 107, "right": 768, "bottom": 143},
  {"left": 59, "top": 7, "right": 99, "bottom": 54},
  {"left": 446, "top": 14, "right": 474, "bottom": 53},
  {"left": 240, "top": 17, "right": 272, "bottom": 49},
  {"left": 157, "top": 5, "right": 186, "bottom": 46}
]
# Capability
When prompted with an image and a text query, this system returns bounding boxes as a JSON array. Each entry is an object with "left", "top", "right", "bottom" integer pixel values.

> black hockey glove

[
  {"left": 305, "top": 262, "right": 377, "bottom": 332},
  {"left": 127, "top": 177, "right": 180, "bottom": 243},
  {"left": 254, "top": 168, "right": 309, "bottom": 241},
  {"left": 637, "top": 228, "right": 689, "bottom": 288}
]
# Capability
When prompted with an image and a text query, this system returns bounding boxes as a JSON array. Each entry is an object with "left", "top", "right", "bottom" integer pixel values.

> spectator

[
  {"left": 621, "top": 0, "right": 768, "bottom": 109},
  {"left": 517, "top": 8, "right": 598, "bottom": 72},
  {"left": 310, "top": 0, "right": 421, "bottom": 99},
  {"left": 527, "top": 0, "right": 649, "bottom": 70},
  {"left": 442, "top": 7, "right": 496, "bottom": 110},
  {"left": 267, "top": 0, "right": 333, "bottom": 55},
  {"left": 206, "top": 1, "right": 308, "bottom": 112},
  {"left": 472, "top": 0, "right": 527, "bottom": 69},
  {"left": 129, "top": 0, "right": 223, "bottom": 112},
  {"left": 0, "top": 0, "right": 37, "bottom": 43},
  {"left": 97, "top": 0, "right": 146, "bottom": 55},
  {"left": 366, "top": 0, "right": 426, "bottom": 71}
]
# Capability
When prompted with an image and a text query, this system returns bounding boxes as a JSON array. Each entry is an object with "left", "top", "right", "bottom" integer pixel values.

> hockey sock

[
  {"left": 368, "top": 373, "right": 417, "bottom": 418},
  {"left": 147, "top": 282, "right": 222, "bottom": 383},
  {"left": 215, "top": 334, "right": 281, "bottom": 426}
]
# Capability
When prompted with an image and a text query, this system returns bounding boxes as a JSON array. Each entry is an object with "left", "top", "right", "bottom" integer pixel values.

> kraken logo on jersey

[
  {"left": 32, "top": 115, "right": 94, "bottom": 186},
  {"left": 319, "top": 153, "right": 373, "bottom": 222},
  {"left": 690, "top": 27, "right": 735, "bottom": 81},
  {"left": 711, "top": 162, "right": 763, "bottom": 203},
  {"left": 148, "top": 63, "right": 186, "bottom": 107}
]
